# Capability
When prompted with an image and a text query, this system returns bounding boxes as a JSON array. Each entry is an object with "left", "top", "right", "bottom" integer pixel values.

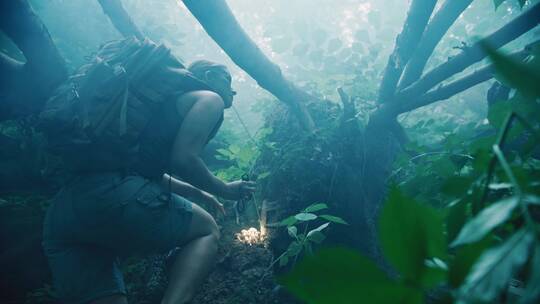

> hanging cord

[
  {"left": 232, "top": 105, "right": 259, "bottom": 148},
  {"left": 231, "top": 105, "right": 263, "bottom": 223}
]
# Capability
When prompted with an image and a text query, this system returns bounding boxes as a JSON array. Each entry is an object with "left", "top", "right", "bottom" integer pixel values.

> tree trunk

[
  {"left": 396, "top": 2, "right": 540, "bottom": 102},
  {"left": 97, "top": 0, "right": 144, "bottom": 40},
  {"left": 399, "top": 0, "right": 474, "bottom": 89},
  {"left": 182, "top": 0, "right": 315, "bottom": 132},
  {"left": 377, "top": 0, "right": 437, "bottom": 104},
  {"left": 0, "top": 0, "right": 67, "bottom": 121}
]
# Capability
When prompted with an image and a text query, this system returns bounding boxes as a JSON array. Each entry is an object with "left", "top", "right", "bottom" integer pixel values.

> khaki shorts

[{"left": 42, "top": 173, "right": 193, "bottom": 303}]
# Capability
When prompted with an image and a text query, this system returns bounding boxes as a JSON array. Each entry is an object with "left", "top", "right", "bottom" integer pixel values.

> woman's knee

[{"left": 184, "top": 204, "right": 220, "bottom": 242}]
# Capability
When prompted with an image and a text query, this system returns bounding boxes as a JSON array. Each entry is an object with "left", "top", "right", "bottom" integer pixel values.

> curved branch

[
  {"left": 182, "top": 0, "right": 315, "bottom": 132},
  {"left": 398, "top": 42, "right": 536, "bottom": 113},
  {"left": 377, "top": 0, "right": 437, "bottom": 104},
  {"left": 399, "top": 0, "right": 474, "bottom": 89},
  {"left": 97, "top": 0, "right": 144, "bottom": 40},
  {"left": 0, "top": 0, "right": 67, "bottom": 120},
  {"left": 396, "top": 2, "right": 540, "bottom": 102}
]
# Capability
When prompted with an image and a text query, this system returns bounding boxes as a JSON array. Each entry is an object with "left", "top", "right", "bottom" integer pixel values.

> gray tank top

[{"left": 134, "top": 97, "right": 223, "bottom": 180}]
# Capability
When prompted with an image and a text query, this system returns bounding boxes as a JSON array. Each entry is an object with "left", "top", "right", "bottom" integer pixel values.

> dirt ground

[{"left": 122, "top": 211, "right": 294, "bottom": 304}]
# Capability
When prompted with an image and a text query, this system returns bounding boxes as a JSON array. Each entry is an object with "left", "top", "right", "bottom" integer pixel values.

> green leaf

[
  {"left": 488, "top": 182, "right": 513, "bottom": 190},
  {"left": 279, "top": 255, "right": 289, "bottom": 267},
  {"left": 460, "top": 229, "right": 534, "bottom": 302},
  {"left": 279, "top": 216, "right": 298, "bottom": 227},
  {"left": 422, "top": 258, "right": 448, "bottom": 288},
  {"left": 295, "top": 212, "right": 318, "bottom": 221},
  {"left": 451, "top": 196, "right": 519, "bottom": 247},
  {"left": 446, "top": 199, "right": 469, "bottom": 245},
  {"left": 481, "top": 42, "right": 540, "bottom": 98},
  {"left": 522, "top": 243, "right": 540, "bottom": 303},
  {"left": 448, "top": 237, "right": 492, "bottom": 288},
  {"left": 280, "top": 248, "right": 422, "bottom": 304},
  {"left": 288, "top": 226, "right": 298, "bottom": 238},
  {"left": 303, "top": 203, "right": 328, "bottom": 213},
  {"left": 488, "top": 98, "right": 513, "bottom": 130},
  {"left": 379, "top": 186, "right": 447, "bottom": 283},
  {"left": 319, "top": 214, "right": 348, "bottom": 225},
  {"left": 307, "top": 230, "right": 326, "bottom": 244},
  {"left": 441, "top": 176, "right": 473, "bottom": 198},
  {"left": 311, "top": 222, "right": 330, "bottom": 233},
  {"left": 257, "top": 171, "right": 271, "bottom": 180},
  {"left": 524, "top": 195, "right": 540, "bottom": 206},
  {"left": 288, "top": 241, "right": 303, "bottom": 257},
  {"left": 216, "top": 148, "right": 232, "bottom": 158},
  {"left": 304, "top": 241, "right": 314, "bottom": 255}
]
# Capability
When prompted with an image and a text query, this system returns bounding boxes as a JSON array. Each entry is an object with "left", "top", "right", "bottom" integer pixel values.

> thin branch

[
  {"left": 377, "top": 0, "right": 437, "bottom": 104},
  {"left": 398, "top": 40, "right": 538, "bottom": 113},
  {"left": 97, "top": 0, "right": 144, "bottom": 40},
  {"left": 337, "top": 87, "right": 354, "bottom": 122},
  {"left": 183, "top": 0, "right": 315, "bottom": 132},
  {"left": 399, "top": 0, "right": 474, "bottom": 89},
  {"left": 396, "top": 2, "right": 540, "bottom": 103}
]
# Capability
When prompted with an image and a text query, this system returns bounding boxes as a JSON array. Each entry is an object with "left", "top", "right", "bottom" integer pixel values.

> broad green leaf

[
  {"left": 524, "top": 195, "right": 540, "bottom": 205},
  {"left": 451, "top": 196, "right": 519, "bottom": 247},
  {"left": 488, "top": 182, "right": 513, "bottom": 190},
  {"left": 446, "top": 199, "right": 469, "bottom": 246},
  {"left": 288, "top": 226, "right": 298, "bottom": 238},
  {"left": 281, "top": 247, "right": 422, "bottom": 304},
  {"left": 307, "top": 230, "right": 325, "bottom": 244},
  {"left": 288, "top": 241, "right": 303, "bottom": 257},
  {"left": 280, "top": 216, "right": 298, "bottom": 227},
  {"left": 295, "top": 212, "right": 318, "bottom": 221},
  {"left": 421, "top": 258, "right": 448, "bottom": 288},
  {"left": 522, "top": 244, "right": 540, "bottom": 303},
  {"left": 303, "top": 203, "right": 328, "bottom": 213},
  {"left": 459, "top": 229, "right": 534, "bottom": 302},
  {"left": 448, "top": 237, "right": 492, "bottom": 288},
  {"left": 310, "top": 222, "right": 330, "bottom": 233},
  {"left": 320, "top": 214, "right": 348, "bottom": 225},
  {"left": 441, "top": 176, "right": 473, "bottom": 197},
  {"left": 379, "top": 187, "right": 447, "bottom": 283},
  {"left": 482, "top": 42, "right": 540, "bottom": 98},
  {"left": 488, "top": 99, "right": 513, "bottom": 130}
]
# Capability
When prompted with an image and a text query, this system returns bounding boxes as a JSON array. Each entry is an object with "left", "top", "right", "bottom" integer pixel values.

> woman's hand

[
  {"left": 199, "top": 190, "right": 225, "bottom": 217},
  {"left": 222, "top": 180, "right": 256, "bottom": 200}
]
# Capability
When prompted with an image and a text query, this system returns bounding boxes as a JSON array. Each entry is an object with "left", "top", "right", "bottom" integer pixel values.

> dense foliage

[
  {"left": 1, "top": 0, "right": 539, "bottom": 303},
  {"left": 281, "top": 39, "right": 540, "bottom": 304}
]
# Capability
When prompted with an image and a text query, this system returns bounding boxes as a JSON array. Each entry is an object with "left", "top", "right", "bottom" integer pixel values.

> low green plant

[
  {"left": 279, "top": 33, "right": 540, "bottom": 304},
  {"left": 275, "top": 203, "right": 348, "bottom": 267}
]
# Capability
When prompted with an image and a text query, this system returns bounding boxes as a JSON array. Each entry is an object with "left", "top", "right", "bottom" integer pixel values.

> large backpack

[{"left": 39, "top": 37, "right": 212, "bottom": 175}]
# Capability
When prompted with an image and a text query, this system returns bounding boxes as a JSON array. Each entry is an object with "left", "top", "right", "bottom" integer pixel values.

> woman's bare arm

[{"left": 162, "top": 173, "right": 225, "bottom": 215}]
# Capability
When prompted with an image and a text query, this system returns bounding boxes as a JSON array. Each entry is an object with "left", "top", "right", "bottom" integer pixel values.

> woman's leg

[
  {"left": 161, "top": 203, "right": 220, "bottom": 304},
  {"left": 90, "top": 294, "right": 128, "bottom": 304}
]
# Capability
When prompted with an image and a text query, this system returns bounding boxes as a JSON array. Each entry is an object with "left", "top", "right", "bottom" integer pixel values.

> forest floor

[
  {"left": 118, "top": 211, "right": 292, "bottom": 304},
  {"left": 1, "top": 193, "right": 290, "bottom": 304}
]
